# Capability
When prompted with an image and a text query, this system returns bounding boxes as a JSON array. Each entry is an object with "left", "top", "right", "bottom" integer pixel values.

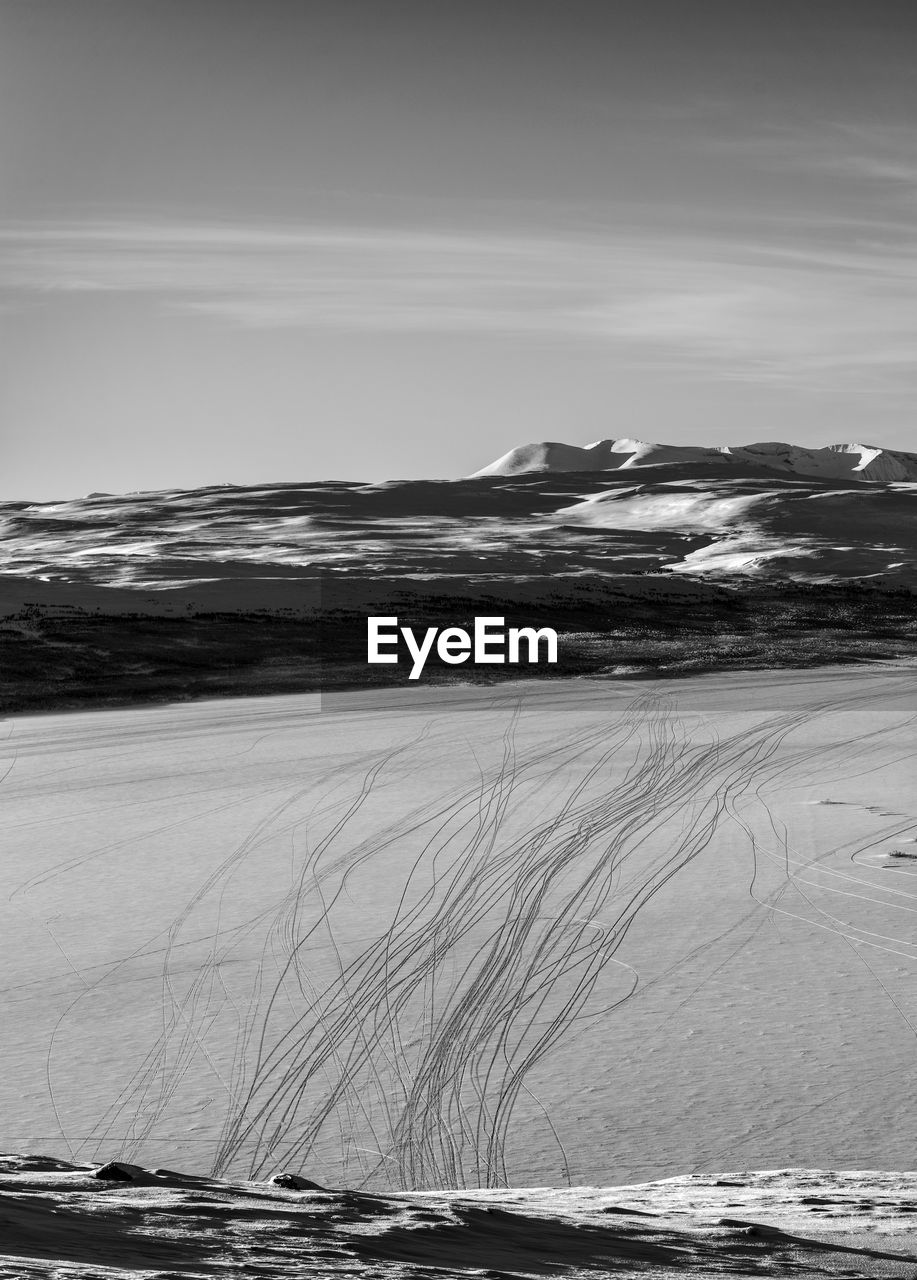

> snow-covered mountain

[{"left": 473, "top": 438, "right": 917, "bottom": 483}]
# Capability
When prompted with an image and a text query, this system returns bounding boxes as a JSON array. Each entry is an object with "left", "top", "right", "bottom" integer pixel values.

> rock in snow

[{"left": 92, "top": 1161, "right": 148, "bottom": 1181}]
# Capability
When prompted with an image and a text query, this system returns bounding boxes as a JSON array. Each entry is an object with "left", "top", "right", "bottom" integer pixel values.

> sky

[{"left": 3, "top": 0, "right": 917, "bottom": 497}]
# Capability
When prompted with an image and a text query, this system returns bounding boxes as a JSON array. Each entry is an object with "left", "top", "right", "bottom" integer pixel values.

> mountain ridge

[{"left": 473, "top": 438, "right": 917, "bottom": 484}]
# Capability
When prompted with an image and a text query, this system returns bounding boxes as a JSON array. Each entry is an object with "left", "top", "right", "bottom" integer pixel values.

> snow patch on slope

[
  {"left": 555, "top": 484, "right": 811, "bottom": 574},
  {"left": 556, "top": 487, "right": 770, "bottom": 532}
]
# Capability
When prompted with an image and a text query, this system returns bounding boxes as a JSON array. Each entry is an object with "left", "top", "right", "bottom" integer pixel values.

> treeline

[{"left": 1, "top": 579, "right": 915, "bottom": 713}]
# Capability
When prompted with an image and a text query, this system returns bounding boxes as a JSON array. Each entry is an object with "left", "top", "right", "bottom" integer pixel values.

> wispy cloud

[
  {"left": 2, "top": 218, "right": 917, "bottom": 391},
  {"left": 704, "top": 117, "right": 917, "bottom": 196}
]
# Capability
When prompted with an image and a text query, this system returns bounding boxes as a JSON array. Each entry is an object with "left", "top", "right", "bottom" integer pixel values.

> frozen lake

[{"left": 2, "top": 668, "right": 916, "bottom": 1191}]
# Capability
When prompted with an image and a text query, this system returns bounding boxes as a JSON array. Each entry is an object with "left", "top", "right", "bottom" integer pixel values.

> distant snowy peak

[
  {"left": 473, "top": 439, "right": 917, "bottom": 483},
  {"left": 725, "top": 441, "right": 917, "bottom": 482}
]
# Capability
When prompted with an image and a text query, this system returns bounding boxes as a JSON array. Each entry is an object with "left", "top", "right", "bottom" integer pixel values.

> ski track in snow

[{"left": 3, "top": 673, "right": 914, "bottom": 1194}]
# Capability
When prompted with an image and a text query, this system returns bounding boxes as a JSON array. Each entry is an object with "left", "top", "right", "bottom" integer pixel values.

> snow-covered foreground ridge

[
  {"left": 2, "top": 1156, "right": 916, "bottom": 1278},
  {"left": 474, "top": 437, "right": 917, "bottom": 483}
]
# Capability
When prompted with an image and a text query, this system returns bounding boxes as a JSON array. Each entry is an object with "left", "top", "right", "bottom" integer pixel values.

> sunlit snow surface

[{"left": 2, "top": 670, "right": 916, "bottom": 1197}]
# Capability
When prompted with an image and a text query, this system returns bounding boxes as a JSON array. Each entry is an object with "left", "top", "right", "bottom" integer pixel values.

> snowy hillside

[{"left": 2, "top": 454, "right": 917, "bottom": 603}]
